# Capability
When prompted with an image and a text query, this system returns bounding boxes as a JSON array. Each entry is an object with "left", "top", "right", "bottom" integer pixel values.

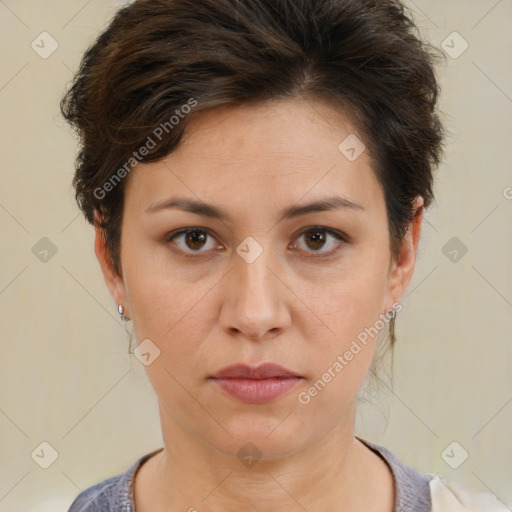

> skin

[{"left": 95, "top": 96, "right": 423, "bottom": 511}]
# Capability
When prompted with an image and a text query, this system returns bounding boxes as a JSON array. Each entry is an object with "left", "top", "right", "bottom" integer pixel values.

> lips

[
  {"left": 211, "top": 363, "right": 302, "bottom": 379},
  {"left": 209, "top": 363, "right": 303, "bottom": 404}
]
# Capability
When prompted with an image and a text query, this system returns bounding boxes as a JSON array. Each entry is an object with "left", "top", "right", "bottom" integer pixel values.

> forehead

[
  {"left": 177, "top": 96, "right": 363, "bottom": 162},
  {"left": 124, "top": 97, "right": 384, "bottom": 216}
]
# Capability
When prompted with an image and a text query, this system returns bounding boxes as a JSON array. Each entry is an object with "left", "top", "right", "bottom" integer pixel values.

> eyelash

[{"left": 165, "top": 226, "right": 348, "bottom": 259}]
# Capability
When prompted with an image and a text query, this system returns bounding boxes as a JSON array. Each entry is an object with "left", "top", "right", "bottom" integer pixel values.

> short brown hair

[{"left": 61, "top": 0, "right": 446, "bottom": 363}]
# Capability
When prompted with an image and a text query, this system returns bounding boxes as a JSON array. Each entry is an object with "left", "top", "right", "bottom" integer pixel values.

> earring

[
  {"left": 388, "top": 308, "right": 397, "bottom": 345},
  {"left": 118, "top": 304, "right": 129, "bottom": 322}
]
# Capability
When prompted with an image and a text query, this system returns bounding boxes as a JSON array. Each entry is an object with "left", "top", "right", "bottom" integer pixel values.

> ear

[
  {"left": 93, "top": 212, "right": 129, "bottom": 318},
  {"left": 383, "top": 196, "right": 424, "bottom": 313}
]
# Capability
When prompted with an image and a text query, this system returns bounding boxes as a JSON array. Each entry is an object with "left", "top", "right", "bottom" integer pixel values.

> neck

[{"left": 134, "top": 401, "right": 393, "bottom": 512}]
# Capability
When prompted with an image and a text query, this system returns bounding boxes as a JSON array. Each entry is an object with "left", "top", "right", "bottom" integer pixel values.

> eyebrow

[{"left": 145, "top": 195, "right": 364, "bottom": 222}]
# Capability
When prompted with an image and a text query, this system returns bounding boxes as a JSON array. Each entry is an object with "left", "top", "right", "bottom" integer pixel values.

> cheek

[
  {"left": 123, "top": 253, "right": 216, "bottom": 383},
  {"left": 132, "top": 303, "right": 212, "bottom": 419},
  {"left": 296, "top": 254, "right": 390, "bottom": 394},
  {"left": 296, "top": 290, "right": 385, "bottom": 417},
  {"left": 297, "top": 247, "right": 389, "bottom": 342},
  {"left": 122, "top": 242, "right": 208, "bottom": 340}
]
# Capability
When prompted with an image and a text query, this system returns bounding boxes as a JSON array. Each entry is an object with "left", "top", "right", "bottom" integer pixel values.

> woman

[{"left": 61, "top": 0, "right": 507, "bottom": 510}]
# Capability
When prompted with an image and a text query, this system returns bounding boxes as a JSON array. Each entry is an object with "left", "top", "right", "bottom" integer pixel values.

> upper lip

[{"left": 211, "top": 363, "right": 302, "bottom": 379}]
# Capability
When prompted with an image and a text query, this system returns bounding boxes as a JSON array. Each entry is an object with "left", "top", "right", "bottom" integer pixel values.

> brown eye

[
  {"left": 167, "top": 228, "right": 220, "bottom": 255},
  {"left": 292, "top": 227, "right": 347, "bottom": 257},
  {"left": 304, "top": 230, "right": 327, "bottom": 250},
  {"left": 183, "top": 230, "right": 207, "bottom": 250}
]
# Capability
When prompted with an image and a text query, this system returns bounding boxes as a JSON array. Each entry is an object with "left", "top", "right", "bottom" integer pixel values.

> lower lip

[{"left": 211, "top": 377, "right": 303, "bottom": 404}]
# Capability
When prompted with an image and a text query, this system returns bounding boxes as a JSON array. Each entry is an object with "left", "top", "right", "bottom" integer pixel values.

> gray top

[{"left": 67, "top": 436, "right": 434, "bottom": 511}]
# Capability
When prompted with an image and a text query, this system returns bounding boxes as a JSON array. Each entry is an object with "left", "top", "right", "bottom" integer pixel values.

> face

[{"left": 96, "top": 96, "right": 422, "bottom": 460}]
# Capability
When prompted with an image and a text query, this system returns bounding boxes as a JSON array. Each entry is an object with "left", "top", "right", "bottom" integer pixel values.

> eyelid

[
  {"left": 291, "top": 226, "right": 348, "bottom": 258},
  {"left": 165, "top": 227, "right": 222, "bottom": 258}
]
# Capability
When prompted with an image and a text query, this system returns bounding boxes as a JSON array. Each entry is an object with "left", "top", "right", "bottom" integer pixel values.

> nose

[{"left": 218, "top": 242, "right": 291, "bottom": 341}]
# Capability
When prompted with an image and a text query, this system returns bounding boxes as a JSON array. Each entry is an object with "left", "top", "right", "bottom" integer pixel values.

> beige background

[{"left": 0, "top": 0, "right": 511, "bottom": 510}]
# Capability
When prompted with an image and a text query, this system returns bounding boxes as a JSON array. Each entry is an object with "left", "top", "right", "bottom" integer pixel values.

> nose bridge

[
  {"left": 221, "top": 236, "right": 289, "bottom": 338},
  {"left": 237, "top": 244, "right": 275, "bottom": 300}
]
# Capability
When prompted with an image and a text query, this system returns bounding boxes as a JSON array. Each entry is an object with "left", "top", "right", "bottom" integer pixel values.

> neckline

[
  {"left": 126, "top": 447, "right": 164, "bottom": 511},
  {"left": 355, "top": 435, "right": 399, "bottom": 510},
  {"left": 125, "top": 437, "right": 433, "bottom": 512},
  {"left": 355, "top": 435, "right": 434, "bottom": 511}
]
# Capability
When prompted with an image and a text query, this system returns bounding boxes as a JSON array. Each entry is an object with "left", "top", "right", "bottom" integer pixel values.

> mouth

[
  {"left": 209, "top": 363, "right": 303, "bottom": 404},
  {"left": 211, "top": 362, "right": 302, "bottom": 379}
]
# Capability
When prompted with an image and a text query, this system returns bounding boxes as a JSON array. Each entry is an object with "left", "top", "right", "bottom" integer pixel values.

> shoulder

[
  {"left": 357, "top": 436, "right": 434, "bottom": 512},
  {"left": 67, "top": 450, "right": 162, "bottom": 512},
  {"left": 67, "top": 473, "right": 126, "bottom": 512},
  {"left": 356, "top": 436, "right": 508, "bottom": 512},
  {"left": 429, "top": 474, "right": 510, "bottom": 512}
]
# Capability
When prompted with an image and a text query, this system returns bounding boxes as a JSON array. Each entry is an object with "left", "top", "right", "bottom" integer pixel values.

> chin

[{"left": 201, "top": 419, "right": 310, "bottom": 462}]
